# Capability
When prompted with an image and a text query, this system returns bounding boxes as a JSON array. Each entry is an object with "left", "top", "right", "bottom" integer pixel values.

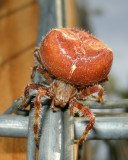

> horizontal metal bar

[
  {"left": 5, "top": 98, "right": 128, "bottom": 115},
  {"left": 0, "top": 114, "right": 28, "bottom": 137},
  {"left": 4, "top": 91, "right": 38, "bottom": 115},
  {"left": 0, "top": 114, "right": 128, "bottom": 140},
  {"left": 74, "top": 115, "right": 128, "bottom": 140},
  {"left": 4, "top": 97, "right": 23, "bottom": 114},
  {"left": 80, "top": 99, "right": 128, "bottom": 109}
]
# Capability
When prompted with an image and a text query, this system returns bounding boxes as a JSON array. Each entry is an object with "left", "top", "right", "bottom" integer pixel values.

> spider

[{"left": 19, "top": 28, "right": 113, "bottom": 148}]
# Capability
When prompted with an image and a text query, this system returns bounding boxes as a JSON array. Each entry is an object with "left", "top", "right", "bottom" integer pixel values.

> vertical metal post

[
  {"left": 27, "top": 110, "right": 36, "bottom": 160},
  {"left": 26, "top": 0, "right": 74, "bottom": 159},
  {"left": 63, "top": 111, "right": 74, "bottom": 160},
  {"left": 39, "top": 107, "right": 64, "bottom": 160}
]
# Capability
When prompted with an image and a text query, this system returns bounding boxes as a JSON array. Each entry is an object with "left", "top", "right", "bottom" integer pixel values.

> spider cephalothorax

[{"left": 19, "top": 28, "right": 113, "bottom": 147}]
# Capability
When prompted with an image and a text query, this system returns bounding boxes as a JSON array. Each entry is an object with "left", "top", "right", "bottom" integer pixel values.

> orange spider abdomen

[{"left": 40, "top": 28, "right": 113, "bottom": 86}]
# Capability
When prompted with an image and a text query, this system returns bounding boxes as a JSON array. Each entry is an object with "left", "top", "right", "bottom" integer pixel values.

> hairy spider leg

[
  {"left": 77, "top": 85, "right": 104, "bottom": 102},
  {"left": 31, "top": 66, "right": 52, "bottom": 84},
  {"left": 34, "top": 89, "right": 50, "bottom": 148},
  {"left": 34, "top": 48, "right": 44, "bottom": 68},
  {"left": 19, "top": 83, "right": 51, "bottom": 148},
  {"left": 31, "top": 49, "right": 53, "bottom": 83},
  {"left": 69, "top": 99, "right": 95, "bottom": 144},
  {"left": 69, "top": 104, "right": 74, "bottom": 116},
  {"left": 19, "top": 83, "right": 48, "bottom": 110}
]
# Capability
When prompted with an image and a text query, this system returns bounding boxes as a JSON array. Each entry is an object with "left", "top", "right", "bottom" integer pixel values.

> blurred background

[{"left": 0, "top": 0, "right": 128, "bottom": 160}]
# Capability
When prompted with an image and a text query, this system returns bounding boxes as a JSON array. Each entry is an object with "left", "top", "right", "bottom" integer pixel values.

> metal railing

[{"left": 0, "top": 0, "right": 128, "bottom": 160}]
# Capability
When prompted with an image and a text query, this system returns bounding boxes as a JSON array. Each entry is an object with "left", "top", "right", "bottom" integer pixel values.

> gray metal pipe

[
  {"left": 36, "top": 0, "right": 74, "bottom": 160},
  {"left": 74, "top": 115, "right": 128, "bottom": 140},
  {"left": 27, "top": 109, "right": 36, "bottom": 160},
  {"left": 39, "top": 107, "right": 64, "bottom": 160},
  {"left": 0, "top": 114, "right": 28, "bottom": 137},
  {"left": 80, "top": 99, "right": 128, "bottom": 109},
  {"left": 63, "top": 111, "right": 74, "bottom": 160},
  {"left": 5, "top": 98, "right": 128, "bottom": 115},
  {"left": 4, "top": 90, "right": 37, "bottom": 115},
  {"left": 0, "top": 114, "right": 128, "bottom": 140}
]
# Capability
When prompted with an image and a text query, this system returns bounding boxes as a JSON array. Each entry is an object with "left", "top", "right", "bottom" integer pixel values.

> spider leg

[
  {"left": 34, "top": 88, "right": 49, "bottom": 148},
  {"left": 34, "top": 48, "right": 44, "bottom": 68},
  {"left": 31, "top": 48, "right": 53, "bottom": 84},
  {"left": 20, "top": 82, "right": 52, "bottom": 148},
  {"left": 19, "top": 83, "right": 48, "bottom": 110},
  {"left": 31, "top": 66, "right": 52, "bottom": 84},
  {"left": 51, "top": 99, "right": 61, "bottom": 112},
  {"left": 69, "top": 104, "right": 74, "bottom": 116},
  {"left": 69, "top": 99, "right": 95, "bottom": 144},
  {"left": 77, "top": 85, "right": 104, "bottom": 102}
]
